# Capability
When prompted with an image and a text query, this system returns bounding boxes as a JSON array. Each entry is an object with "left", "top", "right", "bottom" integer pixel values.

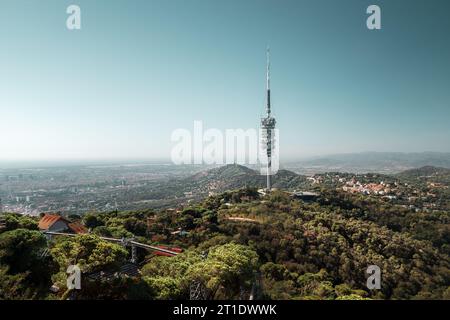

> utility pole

[{"left": 131, "top": 244, "right": 137, "bottom": 264}]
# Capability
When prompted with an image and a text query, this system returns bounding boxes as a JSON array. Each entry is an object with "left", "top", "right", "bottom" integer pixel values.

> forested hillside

[{"left": 1, "top": 185, "right": 448, "bottom": 300}]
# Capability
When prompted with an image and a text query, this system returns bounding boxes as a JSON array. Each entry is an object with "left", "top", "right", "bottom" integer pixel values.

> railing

[{"left": 42, "top": 231, "right": 180, "bottom": 256}]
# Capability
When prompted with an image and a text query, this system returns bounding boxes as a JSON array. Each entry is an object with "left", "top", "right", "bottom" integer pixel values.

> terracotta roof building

[
  {"left": 38, "top": 213, "right": 87, "bottom": 234},
  {"left": 68, "top": 221, "right": 88, "bottom": 234}
]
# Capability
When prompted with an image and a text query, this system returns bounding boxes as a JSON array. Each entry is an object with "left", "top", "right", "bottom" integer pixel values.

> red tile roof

[
  {"left": 38, "top": 214, "right": 69, "bottom": 230},
  {"left": 153, "top": 245, "right": 183, "bottom": 256},
  {"left": 38, "top": 213, "right": 87, "bottom": 234},
  {"left": 68, "top": 222, "right": 88, "bottom": 234}
]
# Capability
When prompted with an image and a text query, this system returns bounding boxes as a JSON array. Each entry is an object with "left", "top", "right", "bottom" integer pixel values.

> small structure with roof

[
  {"left": 291, "top": 191, "right": 320, "bottom": 201},
  {"left": 38, "top": 213, "right": 87, "bottom": 234}
]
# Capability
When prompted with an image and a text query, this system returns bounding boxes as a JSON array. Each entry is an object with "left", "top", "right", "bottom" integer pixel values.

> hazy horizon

[{"left": 1, "top": 151, "right": 450, "bottom": 170}]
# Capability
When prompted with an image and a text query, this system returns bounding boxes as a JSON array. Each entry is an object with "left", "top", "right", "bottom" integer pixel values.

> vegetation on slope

[{"left": 0, "top": 181, "right": 449, "bottom": 300}]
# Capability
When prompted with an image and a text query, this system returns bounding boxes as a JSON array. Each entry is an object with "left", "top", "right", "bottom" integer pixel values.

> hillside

[
  {"left": 396, "top": 166, "right": 450, "bottom": 187},
  {"left": 85, "top": 164, "right": 450, "bottom": 211},
  {"left": 397, "top": 166, "right": 450, "bottom": 178},
  {"left": 119, "top": 164, "right": 310, "bottom": 210},
  {"left": 184, "top": 164, "right": 309, "bottom": 194},
  {"left": 1, "top": 187, "right": 449, "bottom": 300}
]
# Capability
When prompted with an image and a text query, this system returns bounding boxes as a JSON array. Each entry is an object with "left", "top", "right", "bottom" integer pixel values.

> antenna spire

[{"left": 266, "top": 47, "right": 271, "bottom": 116}]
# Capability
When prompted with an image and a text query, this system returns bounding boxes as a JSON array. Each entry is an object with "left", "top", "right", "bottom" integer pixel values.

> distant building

[
  {"left": 171, "top": 228, "right": 189, "bottom": 237},
  {"left": 38, "top": 213, "right": 87, "bottom": 234},
  {"left": 291, "top": 191, "right": 320, "bottom": 201}
]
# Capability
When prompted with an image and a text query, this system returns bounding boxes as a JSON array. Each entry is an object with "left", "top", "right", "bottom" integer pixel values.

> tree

[
  {"left": 186, "top": 243, "right": 259, "bottom": 299},
  {"left": 50, "top": 234, "right": 128, "bottom": 279},
  {"left": 123, "top": 217, "right": 147, "bottom": 236},
  {"left": 141, "top": 243, "right": 259, "bottom": 300},
  {"left": 1, "top": 213, "right": 38, "bottom": 232},
  {"left": 0, "top": 229, "right": 47, "bottom": 274},
  {"left": 82, "top": 213, "right": 104, "bottom": 229},
  {"left": 0, "top": 265, "right": 30, "bottom": 300},
  {"left": 0, "top": 229, "right": 55, "bottom": 298}
]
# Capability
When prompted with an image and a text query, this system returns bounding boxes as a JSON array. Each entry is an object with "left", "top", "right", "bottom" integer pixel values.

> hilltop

[{"left": 180, "top": 164, "right": 309, "bottom": 197}]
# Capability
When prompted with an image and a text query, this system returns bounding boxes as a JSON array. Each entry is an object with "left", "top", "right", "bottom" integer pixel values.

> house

[{"left": 38, "top": 213, "right": 87, "bottom": 234}]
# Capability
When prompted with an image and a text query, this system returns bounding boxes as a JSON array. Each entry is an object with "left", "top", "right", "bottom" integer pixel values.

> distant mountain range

[{"left": 284, "top": 152, "right": 450, "bottom": 174}]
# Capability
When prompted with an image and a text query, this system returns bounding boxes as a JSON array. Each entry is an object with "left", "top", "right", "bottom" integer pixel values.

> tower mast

[
  {"left": 266, "top": 47, "right": 271, "bottom": 117},
  {"left": 261, "top": 47, "right": 276, "bottom": 192}
]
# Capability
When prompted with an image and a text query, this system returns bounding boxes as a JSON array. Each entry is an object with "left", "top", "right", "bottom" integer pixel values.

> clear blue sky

[{"left": 0, "top": 0, "right": 449, "bottom": 161}]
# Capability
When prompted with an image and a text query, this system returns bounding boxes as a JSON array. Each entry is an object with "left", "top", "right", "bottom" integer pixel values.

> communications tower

[{"left": 260, "top": 48, "right": 276, "bottom": 191}]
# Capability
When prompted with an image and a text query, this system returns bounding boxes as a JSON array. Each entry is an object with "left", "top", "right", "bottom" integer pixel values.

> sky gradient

[{"left": 1, "top": 0, "right": 449, "bottom": 161}]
